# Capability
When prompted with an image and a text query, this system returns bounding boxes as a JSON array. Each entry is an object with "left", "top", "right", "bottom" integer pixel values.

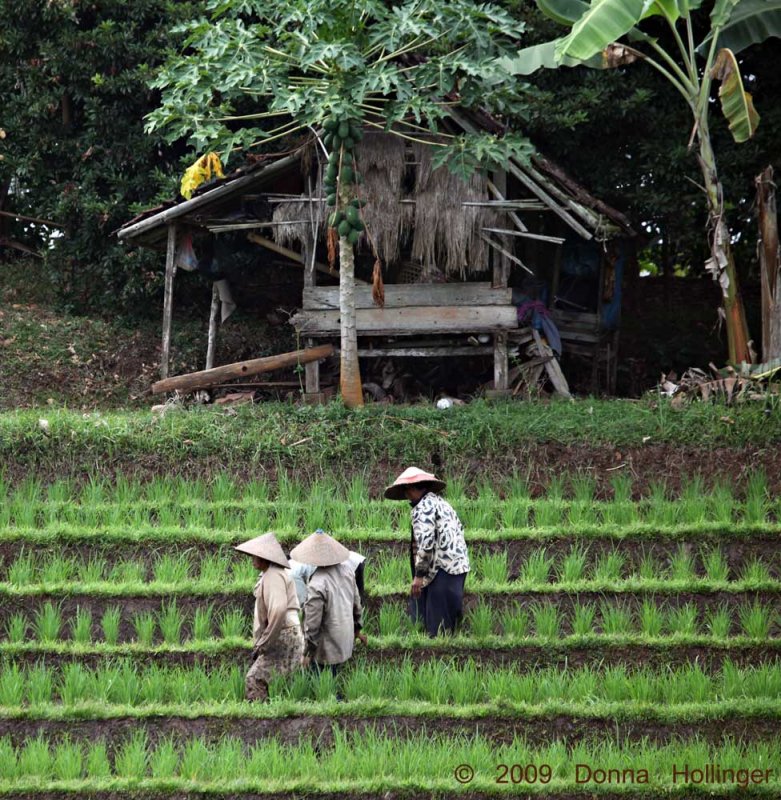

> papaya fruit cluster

[{"left": 322, "top": 116, "right": 366, "bottom": 244}]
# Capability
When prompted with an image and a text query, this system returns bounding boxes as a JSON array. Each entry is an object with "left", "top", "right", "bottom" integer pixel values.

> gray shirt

[{"left": 303, "top": 562, "right": 363, "bottom": 665}]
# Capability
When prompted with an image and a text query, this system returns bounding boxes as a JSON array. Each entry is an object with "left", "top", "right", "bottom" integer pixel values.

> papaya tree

[
  {"left": 502, "top": 0, "right": 781, "bottom": 366},
  {"left": 146, "top": 0, "right": 532, "bottom": 408}
]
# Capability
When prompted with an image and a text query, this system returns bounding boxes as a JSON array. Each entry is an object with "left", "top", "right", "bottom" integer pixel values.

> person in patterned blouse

[{"left": 385, "top": 467, "right": 470, "bottom": 637}]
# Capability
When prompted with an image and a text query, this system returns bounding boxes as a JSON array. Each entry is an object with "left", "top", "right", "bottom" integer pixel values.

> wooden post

[
  {"left": 205, "top": 283, "right": 220, "bottom": 370},
  {"left": 160, "top": 223, "right": 177, "bottom": 380},
  {"left": 492, "top": 332, "right": 510, "bottom": 394},
  {"left": 302, "top": 179, "right": 325, "bottom": 402},
  {"left": 492, "top": 170, "right": 511, "bottom": 288}
]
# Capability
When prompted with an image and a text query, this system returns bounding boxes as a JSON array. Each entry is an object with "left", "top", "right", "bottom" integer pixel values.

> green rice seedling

[
  {"left": 664, "top": 664, "right": 712, "bottom": 704},
  {"left": 557, "top": 545, "right": 588, "bottom": 583},
  {"left": 192, "top": 605, "right": 214, "bottom": 641},
  {"left": 243, "top": 478, "right": 270, "bottom": 503},
  {"left": 531, "top": 603, "right": 560, "bottom": 639},
  {"left": 275, "top": 472, "right": 303, "bottom": 504},
  {"left": 174, "top": 476, "right": 207, "bottom": 504},
  {"left": 533, "top": 499, "right": 564, "bottom": 528},
  {"left": 636, "top": 551, "right": 659, "bottom": 581},
  {"left": 210, "top": 472, "right": 239, "bottom": 503},
  {"left": 114, "top": 730, "right": 149, "bottom": 779},
  {"left": 114, "top": 474, "right": 142, "bottom": 505},
  {"left": 461, "top": 496, "right": 497, "bottom": 530},
  {"left": 240, "top": 506, "right": 270, "bottom": 531},
  {"left": 5, "top": 613, "right": 27, "bottom": 643},
  {"left": 639, "top": 599, "right": 664, "bottom": 637},
  {"left": 109, "top": 560, "right": 146, "bottom": 584},
  {"left": 198, "top": 554, "right": 231, "bottom": 585},
  {"left": 60, "top": 662, "right": 90, "bottom": 704},
  {"left": 708, "top": 480, "right": 735, "bottom": 524},
  {"left": 132, "top": 612, "right": 156, "bottom": 646},
  {"left": 158, "top": 601, "right": 183, "bottom": 645},
  {"left": 592, "top": 550, "right": 625, "bottom": 583},
  {"left": 678, "top": 476, "right": 708, "bottom": 524},
  {"left": 0, "top": 663, "right": 24, "bottom": 706},
  {"left": 312, "top": 666, "right": 339, "bottom": 702},
  {"left": 468, "top": 601, "right": 495, "bottom": 639},
  {"left": 18, "top": 735, "right": 51, "bottom": 779},
  {"left": 150, "top": 737, "right": 179, "bottom": 780},
  {"left": 33, "top": 602, "right": 61, "bottom": 642},
  {"left": 572, "top": 602, "right": 596, "bottom": 637},
  {"left": 626, "top": 668, "right": 655, "bottom": 704},
  {"left": 7, "top": 551, "right": 36, "bottom": 585},
  {"left": 503, "top": 471, "right": 530, "bottom": 501},
  {"left": 668, "top": 546, "right": 696, "bottom": 582},
  {"left": 157, "top": 504, "right": 183, "bottom": 528},
  {"left": 184, "top": 504, "right": 210, "bottom": 529},
  {"left": 138, "top": 663, "right": 168, "bottom": 705},
  {"left": 519, "top": 548, "right": 553, "bottom": 585},
  {"left": 152, "top": 553, "right": 191, "bottom": 584},
  {"left": 144, "top": 476, "right": 175, "bottom": 506},
  {"left": 610, "top": 472, "right": 633, "bottom": 503},
  {"left": 111, "top": 663, "right": 141, "bottom": 705},
  {"left": 743, "top": 470, "right": 769, "bottom": 524},
  {"left": 600, "top": 602, "right": 633, "bottom": 636},
  {"left": 666, "top": 603, "right": 699, "bottom": 636},
  {"left": 180, "top": 738, "right": 212, "bottom": 781},
  {"left": 232, "top": 556, "right": 259, "bottom": 585},
  {"left": 499, "top": 602, "right": 529, "bottom": 638},
  {"left": 271, "top": 503, "right": 300, "bottom": 533},
  {"left": 280, "top": 668, "right": 315, "bottom": 702},
  {"left": 372, "top": 555, "right": 407, "bottom": 588},
  {"left": 40, "top": 554, "right": 75, "bottom": 585},
  {"left": 568, "top": 474, "right": 598, "bottom": 526},
  {"left": 645, "top": 481, "right": 677, "bottom": 526},
  {"left": 91, "top": 663, "right": 122, "bottom": 704},
  {"left": 28, "top": 664, "right": 53, "bottom": 705},
  {"left": 475, "top": 550, "right": 509, "bottom": 585},
  {"left": 740, "top": 601, "right": 772, "bottom": 639},
  {"left": 79, "top": 555, "right": 107, "bottom": 584},
  {"left": 85, "top": 741, "right": 111, "bottom": 779},
  {"left": 101, "top": 606, "right": 121, "bottom": 645},
  {"left": 80, "top": 475, "right": 108, "bottom": 506},
  {"left": 70, "top": 607, "right": 93, "bottom": 645},
  {"left": 53, "top": 737, "right": 83, "bottom": 781},
  {"left": 218, "top": 608, "right": 246, "bottom": 639},
  {"left": 740, "top": 558, "right": 773, "bottom": 585},
  {"left": 444, "top": 475, "right": 467, "bottom": 502},
  {"left": 501, "top": 497, "right": 530, "bottom": 528},
  {"left": 211, "top": 738, "right": 245, "bottom": 782},
  {"left": 702, "top": 547, "right": 730, "bottom": 582},
  {"left": 706, "top": 604, "right": 732, "bottom": 639},
  {"left": 593, "top": 550, "right": 626, "bottom": 583},
  {"left": 600, "top": 664, "right": 631, "bottom": 702},
  {"left": 46, "top": 478, "right": 72, "bottom": 504},
  {"left": 362, "top": 502, "right": 396, "bottom": 531},
  {"left": 324, "top": 500, "right": 350, "bottom": 532},
  {"left": 377, "top": 603, "right": 407, "bottom": 638}
]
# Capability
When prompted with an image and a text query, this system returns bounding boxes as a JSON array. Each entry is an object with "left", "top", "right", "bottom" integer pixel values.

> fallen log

[{"left": 152, "top": 344, "right": 334, "bottom": 395}]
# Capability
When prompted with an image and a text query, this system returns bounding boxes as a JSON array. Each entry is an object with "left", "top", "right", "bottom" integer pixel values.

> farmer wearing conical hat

[
  {"left": 290, "top": 530, "right": 365, "bottom": 675},
  {"left": 234, "top": 532, "right": 304, "bottom": 702},
  {"left": 385, "top": 467, "right": 470, "bottom": 637}
]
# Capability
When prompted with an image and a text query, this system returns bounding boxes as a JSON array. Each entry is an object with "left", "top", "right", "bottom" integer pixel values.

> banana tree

[
  {"left": 502, "top": 0, "right": 781, "bottom": 365},
  {"left": 147, "top": 0, "right": 532, "bottom": 408}
]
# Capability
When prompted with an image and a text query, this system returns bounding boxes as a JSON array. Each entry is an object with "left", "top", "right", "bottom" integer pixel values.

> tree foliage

[{"left": 0, "top": 0, "right": 197, "bottom": 312}]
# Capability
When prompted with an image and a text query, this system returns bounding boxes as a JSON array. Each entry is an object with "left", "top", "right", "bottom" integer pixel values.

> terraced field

[{"left": 0, "top": 473, "right": 779, "bottom": 797}]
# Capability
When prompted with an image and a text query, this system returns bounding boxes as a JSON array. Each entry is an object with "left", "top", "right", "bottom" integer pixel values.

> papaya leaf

[
  {"left": 710, "top": 47, "right": 759, "bottom": 143},
  {"left": 497, "top": 39, "right": 601, "bottom": 74},
  {"left": 556, "top": 0, "right": 647, "bottom": 61},
  {"left": 700, "top": 0, "right": 781, "bottom": 55}
]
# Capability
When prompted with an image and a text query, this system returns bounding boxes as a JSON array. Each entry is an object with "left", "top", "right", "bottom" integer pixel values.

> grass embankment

[{"left": 1, "top": 400, "right": 780, "bottom": 486}]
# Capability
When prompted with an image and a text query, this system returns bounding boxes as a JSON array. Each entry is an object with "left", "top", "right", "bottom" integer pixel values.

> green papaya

[
  {"left": 323, "top": 118, "right": 337, "bottom": 132},
  {"left": 338, "top": 219, "right": 352, "bottom": 238},
  {"left": 326, "top": 164, "right": 337, "bottom": 181},
  {"left": 347, "top": 229, "right": 360, "bottom": 245},
  {"left": 342, "top": 151, "right": 353, "bottom": 165},
  {"left": 350, "top": 197, "right": 367, "bottom": 208},
  {"left": 341, "top": 166, "right": 354, "bottom": 183},
  {"left": 345, "top": 205, "right": 360, "bottom": 225},
  {"left": 343, "top": 137, "right": 355, "bottom": 149},
  {"left": 351, "top": 218, "right": 365, "bottom": 232},
  {"left": 350, "top": 125, "right": 363, "bottom": 142},
  {"left": 326, "top": 193, "right": 336, "bottom": 207},
  {"left": 338, "top": 121, "right": 350, "bottom": 139}
]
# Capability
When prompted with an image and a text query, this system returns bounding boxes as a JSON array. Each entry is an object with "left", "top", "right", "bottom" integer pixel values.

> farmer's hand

[
  {"left": 411, "top": 577, "right": 424, "bottom": 598},
  {"left": 355, "top": 632, "right": 368, "bottom": 645}
]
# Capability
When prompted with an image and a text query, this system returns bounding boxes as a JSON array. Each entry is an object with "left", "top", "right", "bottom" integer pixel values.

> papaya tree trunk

[
  {"left": 697, "top": 124, "right": 752, "bottom": 365},
  {"left": 337, "top": 179, "right": 364, "bottom": 407}
]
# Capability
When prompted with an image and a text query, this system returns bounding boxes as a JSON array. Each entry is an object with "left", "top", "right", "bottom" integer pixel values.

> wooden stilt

[
  {"left": 205, "top": 283, "right": 220, "bottom": 370},
  {"left": 160, "top": 224, "right": 177, "bottom": 380}
]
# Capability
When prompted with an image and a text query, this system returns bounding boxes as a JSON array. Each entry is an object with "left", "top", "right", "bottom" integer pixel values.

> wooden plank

[
  {"left": 291, "top": 305, "right": 518, "bottom": 336},
  {"left": 487, "top": 179, "right": 529, "bottom": 233},
  {"left": 303, "top": 283, "right": 512, "bottom": 311},
  {"left": 532, "top": 329, "right": 572, "bottom": 399},
  {"left": 480, "top": 233, "right": 533, "bottom": 275},
  {"left": 205, "top": 283, "right": 220, "bottom": 370},
  {"left": 152, "top": 345, "right": 334, "bottom": 395},
  {"left": 160, "top": 224, "right": 177, "bottom": 380},
  {"left": 246, "top": 233, "right": 355, "bottom": 282},
  {"left": 483, "top": 227, "right": 566, "bottom": 245},
  {"left": 354, "top": 346, "right": 494, "bottom": 357},
  {"left": 491, "top": 170, "right": 511, "bottom": 289},
  {"left": 494, "top": 332, "right": 509, "bottom": 390}
]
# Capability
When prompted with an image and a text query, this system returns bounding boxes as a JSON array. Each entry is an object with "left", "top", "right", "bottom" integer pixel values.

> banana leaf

[
  {"left": 556, "top": 0, "right": 647, "bottom": 61},
  {"left": 710, "top": 48, "right": 760, "bottom": 142}
]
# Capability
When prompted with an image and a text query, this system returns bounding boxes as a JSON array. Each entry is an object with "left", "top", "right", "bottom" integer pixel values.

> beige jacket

[
  {"left": 303, "top": 562, "right": 362, "bottom": 665},
  {"left": 253, "top": 565, "right": 301, "bottom": 651}
]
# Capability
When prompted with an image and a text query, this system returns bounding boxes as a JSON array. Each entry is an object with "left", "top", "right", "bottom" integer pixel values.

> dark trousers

[{"left": 409, "top": 569, "right": 466, "bottom": 637}]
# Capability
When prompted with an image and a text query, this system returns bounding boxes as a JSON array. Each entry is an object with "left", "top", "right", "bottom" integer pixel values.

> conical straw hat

[
  {"left": 289, "top": 529, "right": 350, "bottom": 567},
  {"left": 384, "top": 466, "right": 446, "bottom": 500},
  {"left": 233, "top": 533, "right": 289, "bottom": 568}
]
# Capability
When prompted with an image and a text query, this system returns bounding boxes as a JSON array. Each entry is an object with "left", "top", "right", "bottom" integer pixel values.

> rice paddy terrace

[{"left": 0, "top": 471, "right": 779, "bottom": 798}]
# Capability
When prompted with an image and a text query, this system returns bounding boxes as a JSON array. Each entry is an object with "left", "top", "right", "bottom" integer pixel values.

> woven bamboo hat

[
  {"left": 233, "top": 533, "right": 289, "bottom": 568},
  {"left": 384, "top": 466, "right": 446, "bottom": 500},
  {"left": 289, "top": 529, "right": 350, "bottom": 567}
]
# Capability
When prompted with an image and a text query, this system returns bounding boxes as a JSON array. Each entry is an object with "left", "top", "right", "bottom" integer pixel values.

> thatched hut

[{"left": 118, "top": 110, "right": 634, "bottom": 399}]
